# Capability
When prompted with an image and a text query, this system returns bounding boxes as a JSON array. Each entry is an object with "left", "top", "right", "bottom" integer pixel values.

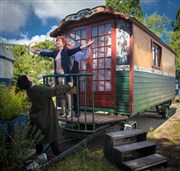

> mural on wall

[{"left": 116, "top": 19, "right": 131, "bottom": 65}]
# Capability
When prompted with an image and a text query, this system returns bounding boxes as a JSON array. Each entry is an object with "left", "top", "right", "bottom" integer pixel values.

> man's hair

[
  {"left": 67, "top": 38, "right": 76, "bottom": 48},
  {"left": 17, "top": 75, "right": 32, "bottom": 90}
]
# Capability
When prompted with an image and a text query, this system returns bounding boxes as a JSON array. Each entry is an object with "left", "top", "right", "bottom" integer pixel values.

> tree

[
  {"left": 142, "top": 13, "right": 171, "bottom": 45},
  {"left": 106, "top": 0, "right": 143, "bottom": 21},
  {"left": 12, "top": 44, "right": 54, "bottom": 84},
  {"left": 170, "top": 8, "right": 180, "bottom": 70}
]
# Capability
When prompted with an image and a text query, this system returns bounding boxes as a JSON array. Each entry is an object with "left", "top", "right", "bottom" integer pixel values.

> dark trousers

[{"left": 35, "top": 140, "right": 61, "bottom": 156}]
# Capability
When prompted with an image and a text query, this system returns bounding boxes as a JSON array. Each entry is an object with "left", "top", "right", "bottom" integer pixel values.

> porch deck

[{"left": 57, "top": 110, "right": 128, "bottom": 125}]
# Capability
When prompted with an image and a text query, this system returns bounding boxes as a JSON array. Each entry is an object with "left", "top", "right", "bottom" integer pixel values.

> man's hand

[
  {"left": 80, "top": 39, "right": 94, "bottom": 49},
  {"left": 67, "top": 86, "right": 77, "bottom": 94},
  {"left": 68, "top": 82, "right": 73, "bottom": 87}
]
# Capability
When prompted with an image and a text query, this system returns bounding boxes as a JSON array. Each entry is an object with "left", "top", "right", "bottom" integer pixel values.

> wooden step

[
  {"left": 113, "top": 141, "right": 156, "bottom": 163},
  {"left": 121, "top": 153, "right": 167, "bottom": 171},
  {"left": 104, "top": 129, "right": 147, "bottom": 162}
]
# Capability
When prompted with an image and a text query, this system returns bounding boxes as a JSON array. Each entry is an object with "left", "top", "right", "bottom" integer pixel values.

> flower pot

[{"left": 0, "top": 115, "right": 28, "bottom": 135}]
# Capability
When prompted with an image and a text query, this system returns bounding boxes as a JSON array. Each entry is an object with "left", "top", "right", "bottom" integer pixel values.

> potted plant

[{"left": 0, "top": 84, "right": 29, "bottom": 134}]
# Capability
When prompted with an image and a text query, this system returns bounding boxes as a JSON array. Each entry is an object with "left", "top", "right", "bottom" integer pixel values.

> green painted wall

[
  {"left": 116, "top": 71, "right": 130, "bottom": 113},
  {"left": 134, "top": 71, "right": 175, "bottom": 112}
]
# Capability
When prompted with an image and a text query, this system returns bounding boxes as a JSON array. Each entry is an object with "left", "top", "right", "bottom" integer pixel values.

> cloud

[
  {"left": 1, "top": 1, "right": 31, "bottom": 33},
  {"left": 32, "top": 1, "right": 105, "bottom": 24},
  {"left": 1, "top": 0, "right": 105, "bottom": 32}
]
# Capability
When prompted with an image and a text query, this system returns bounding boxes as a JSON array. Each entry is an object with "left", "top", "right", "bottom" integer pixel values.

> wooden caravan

[{"left": 50, "top": 6, "right": 176, "bottom": 117}]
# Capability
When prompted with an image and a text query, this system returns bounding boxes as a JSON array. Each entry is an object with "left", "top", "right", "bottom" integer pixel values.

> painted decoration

[
  {"left": 65, "top": 6, "right": 105, "bottom": 22},
  {"left": 116, "top": 19, "right": 131, "bottom": 65}
]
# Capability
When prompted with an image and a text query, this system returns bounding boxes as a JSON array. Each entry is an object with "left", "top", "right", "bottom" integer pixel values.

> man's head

[
  {"left": 17, "top": 75, "right": 32, "bottom": 90},
  {"left": 67, "top": 38, "right": 76, "bottom": 49}
]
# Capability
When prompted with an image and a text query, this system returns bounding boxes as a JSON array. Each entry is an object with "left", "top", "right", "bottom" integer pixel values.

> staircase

[{"left": 104, "top": 129, "right": 167, "bottom": 171}]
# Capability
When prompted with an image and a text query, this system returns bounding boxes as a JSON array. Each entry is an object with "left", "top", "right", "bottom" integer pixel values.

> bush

[
  {"left": 0, "top": 84, "right": 29, "bottom": 120},
  {"left": 0, "top": 123, "right": 44, "bottom": 171}
]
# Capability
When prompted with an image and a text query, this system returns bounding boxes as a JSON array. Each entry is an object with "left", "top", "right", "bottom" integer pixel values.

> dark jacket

[{"left": 40, "top": 47, "right": 81, "bottom": 76}]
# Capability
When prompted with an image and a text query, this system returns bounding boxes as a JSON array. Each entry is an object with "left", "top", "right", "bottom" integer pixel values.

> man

[
  {"left": 17, "top": 75, "right": 74, "bottom": 156},
  {"left": 67, "top": 39, "right": 92, "bottom": 117}
]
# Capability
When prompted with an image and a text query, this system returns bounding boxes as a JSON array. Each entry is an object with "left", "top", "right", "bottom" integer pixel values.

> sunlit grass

[{"left": 48, "top": 148, "right": 120, "bottom": 171}]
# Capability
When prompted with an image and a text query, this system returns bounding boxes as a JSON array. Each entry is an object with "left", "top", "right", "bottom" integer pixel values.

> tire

[{"left": 162, "top": 106, "right": 169, "bottom": 119}]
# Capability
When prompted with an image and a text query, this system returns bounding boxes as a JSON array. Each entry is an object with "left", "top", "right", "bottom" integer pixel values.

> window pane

[
  {"left": 105, "top": 70, "right": 111, "bottom": 79},
  {"left": 76, "top": 30, "right": 80, "bottom": 39},
  {"left": 98, "top": 58, "right": 104, "bottom": 69},
  {"left": 97, "top": 47, "right": 104, "bottom": 58},
  {"left": 98, "top": 81, "right": 104, "bottom": 91},
  {"left": 70, "top": 32, "right": 75, "bottom": 39},
  {"left": 82, "top": 30, "right": 86, "bottom": 39},
  {"left": 93, "top": 38, "right": 98, "bottom": 47},
  {"left": 92, "top": 27, "right": 97, "bottom": 37},
  {"left": 98, "top": 36, "right": 104, "bottom": 46},
  {"left": 105, "top": 81, "right": 111, "bottom": 91},
  {"left": 105, "top": 58, "right": 111, "bottom": 68},
  {"left": 92, "top": 49, "right": 97, "bottom": 59},
  {"left": 98, "top": 25, "right": 104, "bottom": 35},
  {"left": 92, "top": 59, "right": 97, "bottom": 69},
  {"left": 106, "top": 47, "right": 111, "bottom": 57},
  {"left": 105, "top": 24, "right": 111, "bottom": 34},
  {"left": 105, "top": 35, "right": 111, "bottom": 46},
  {"left": 98, "top": 70, "right": 104, "bottom": 79},
  {"left": 93, "top": 70, "right": 98, "bottom": 80}
]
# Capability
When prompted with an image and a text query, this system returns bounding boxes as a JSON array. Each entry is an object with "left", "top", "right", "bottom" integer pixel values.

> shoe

[
  {"left": 37, "top": 153, "right": 47, "bottom": 163},
  {"left": 61, "top": 114, "right": 66, "bottom": 117},
  {"left": 26, "top": 161, "right": 39, "bottom": 170}
]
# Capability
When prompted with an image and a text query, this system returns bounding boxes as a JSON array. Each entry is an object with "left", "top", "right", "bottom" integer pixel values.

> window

[
  {"left": 152, "top": 42, "right": 161, "bottom": 68},
  {"left": 91, "top": 23, "right": 112, "bottom": 91}
]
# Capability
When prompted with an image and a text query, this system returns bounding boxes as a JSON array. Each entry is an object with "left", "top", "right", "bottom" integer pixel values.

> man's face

[{"left": 67, "top": 41, "right": 75, "bottom": 49}]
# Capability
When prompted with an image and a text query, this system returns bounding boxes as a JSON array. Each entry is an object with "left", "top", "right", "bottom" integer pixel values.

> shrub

[
  {"left": 0, "top": 122, "right": 44, "bottom": 171},
  {"left": 0, "top": 84, "right": 29, "bottom": 120}
]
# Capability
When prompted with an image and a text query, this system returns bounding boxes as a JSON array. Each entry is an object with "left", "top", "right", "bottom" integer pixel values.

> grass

[
  {"left": 47, "top": 148, "right": 119, "bottom": 171},
  {"left": 47, "top": 103, "right": 180, "bottom": 171}
]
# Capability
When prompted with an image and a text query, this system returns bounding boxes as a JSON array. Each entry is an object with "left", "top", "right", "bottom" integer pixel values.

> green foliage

[
  {"left": 0, "top": 84, "right": 28, "bottom": 120},
  {"left": 106, "top": 0, "right": 143, "bottom": 21},
  {"left": 33, "top": 40, "right": 56, "bottom": 50},
  {"left": 170, "top": 8, "right": 180, "bottom": 70},
  {"left": 49, "top": 148, "right": 119, "bottom": 171},
  {"left": 142, "top": 13, "right": 171, "bottom": 44},
  {"left": 0, "top": 123, "right": 44, "bottom": 171},
  {"left": 12, "top": 44, "right": 54, "bottom": 85}
]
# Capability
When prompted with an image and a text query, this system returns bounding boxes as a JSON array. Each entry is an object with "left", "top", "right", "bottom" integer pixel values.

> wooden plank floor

[{"left": 57, "top": 110, "right": 128, "bottom": 125}]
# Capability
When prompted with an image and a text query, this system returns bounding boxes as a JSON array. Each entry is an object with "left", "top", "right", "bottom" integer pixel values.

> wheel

[{"left": 162, "top": 106, "right": 169, "bottom": 119}]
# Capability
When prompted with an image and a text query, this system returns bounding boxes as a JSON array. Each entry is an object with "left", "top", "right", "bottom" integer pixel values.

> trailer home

[{"left": 50, "top": 6, "right": 176, "bottom": 118}]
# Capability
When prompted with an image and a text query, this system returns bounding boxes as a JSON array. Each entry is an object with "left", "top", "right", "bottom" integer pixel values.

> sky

[{"left": 0, "top": 0, "right": 179, "bottom": 45}]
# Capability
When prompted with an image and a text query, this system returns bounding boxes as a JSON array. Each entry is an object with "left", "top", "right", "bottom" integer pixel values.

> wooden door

[{"left": 68, "top": 21, "right": 116, "bottom": 109}]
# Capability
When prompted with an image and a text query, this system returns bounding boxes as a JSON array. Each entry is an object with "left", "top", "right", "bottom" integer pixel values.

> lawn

[{"left": 47, "top": 103, "right": 180, "bottom": 171}]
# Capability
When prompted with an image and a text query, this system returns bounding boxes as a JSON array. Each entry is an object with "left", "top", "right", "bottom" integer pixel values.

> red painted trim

[
  {"left": 129, "top": 25, "right": 134, "bottom": 112},
  {"left": 111, "top": 19, "right": 116, "bottom": 108}
]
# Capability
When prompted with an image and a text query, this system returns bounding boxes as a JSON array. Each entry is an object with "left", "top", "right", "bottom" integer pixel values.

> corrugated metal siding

[
  {"left": 134, "top": 71, "right": 175, "bottom": 112},
  {"left": 116, "top": 71, "right": 130, "bottom": 112}
]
